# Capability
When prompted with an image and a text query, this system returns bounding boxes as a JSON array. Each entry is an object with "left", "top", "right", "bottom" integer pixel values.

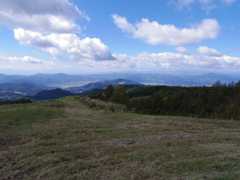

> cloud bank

[
  {"left": 75, "top": 49, "right": 240, "bottom": 73},
  {"left": 112, "top": 14, "right": 220, "bottom": 46}
]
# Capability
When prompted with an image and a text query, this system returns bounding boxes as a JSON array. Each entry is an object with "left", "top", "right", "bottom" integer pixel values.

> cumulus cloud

[
  {"left": 14, "top": 28, "right": 116, "bottom": 61},
  {"left": 0, "top": 0, "right": 89, "bottom": 33},
  {"left": 197, "top": 46, "right": 222, "bottom": 56},
  {"left": 0, "top": 0, "right": 116, "bottom": 62},
  {"left": 176, "top": 47, "right": 191, "bottom": 54},
  {"left": 111, "top": 15, "right": 135, "bottom": 33},
  {"left": 112, "top": 15, "right": 220, "bottom": 46},
  {"left": 0, "top": 55, "right": 54, "bottom": 65}
]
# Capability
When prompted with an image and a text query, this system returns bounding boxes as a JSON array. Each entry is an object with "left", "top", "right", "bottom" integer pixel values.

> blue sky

[{"left": 0, "top": 0, "right": 240, "bottom": 75}]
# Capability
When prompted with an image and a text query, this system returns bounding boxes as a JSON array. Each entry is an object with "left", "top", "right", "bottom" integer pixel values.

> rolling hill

[
  {"left": 0, "top": 81, "right": 51, "bottom": 100},
  {"left": 28, "top": 88, "right": 75, "bottom": 100},
  {"left": 1, "top": 100, "right": 240, "bottom": 179}
]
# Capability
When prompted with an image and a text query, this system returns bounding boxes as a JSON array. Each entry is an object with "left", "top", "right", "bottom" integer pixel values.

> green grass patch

[{"left": 1, "top": 101, "right": 240, "bottom": 179}]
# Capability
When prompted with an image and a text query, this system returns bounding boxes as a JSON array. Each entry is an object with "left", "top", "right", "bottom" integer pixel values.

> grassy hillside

[{"left": 1, "top": 100, "right": 240, "bottom": 179}]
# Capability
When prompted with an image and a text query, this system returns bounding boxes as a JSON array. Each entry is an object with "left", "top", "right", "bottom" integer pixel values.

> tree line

[
  {"left": 130, "top": 81, "right": 240, "bottom": 120},
  {"left": 89, "top": 84, "right": 130, "bottom": 106},
  {"left": 89, "top": 81, "right": 240, "bottom": 120},
  {"left": 0, "top": 98, "right": 32, "bottom": 105}
]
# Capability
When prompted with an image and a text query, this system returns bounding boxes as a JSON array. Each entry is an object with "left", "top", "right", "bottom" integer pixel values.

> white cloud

[
  {"left": 14, "top": 28, "right": 116, "bottom": 61},
  {"left": 111, "top": 14, "right": 135, "bottom": 33},
  {"left": 176, "top": 47, "right": 191, "bottom": 54},
  {"left": 112, "top": 15, "right": 220, "bottom": 46},
  {"left": 0, "top": 55, "right": 54, "bottom": 65},
  {"left": 74, "top": 51, "right": 240, "bottom": 73},
  {"left": 0, "top": 1, "right": 116, "bottom": 63},
  {"left": 0, "top": 0, "right": 89, "bottom": 34},
  {"left": 197, "top": 46, "right": 222, "bottom": 56},
  {"left": 2, "top": 51, "right": 240, "bottom": 73}
]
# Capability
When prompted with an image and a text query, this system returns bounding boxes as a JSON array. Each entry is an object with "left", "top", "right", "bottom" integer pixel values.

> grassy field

[{"left": 1, "top": 100, "right": 240, "bottom": 179}]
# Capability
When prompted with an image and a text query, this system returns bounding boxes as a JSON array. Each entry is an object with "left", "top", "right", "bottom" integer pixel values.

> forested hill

[
  {"left": 0, "top": 81, "right": 51, "bottom": 100},
  {"left": 28, "top": 88, "right": 75, "bottom": 100},
  {"left": 129, "top": 84, "right": 240, "bottom": 119},
  {"left": 89, "top": 81, "right": 240, "bottom": 120}
]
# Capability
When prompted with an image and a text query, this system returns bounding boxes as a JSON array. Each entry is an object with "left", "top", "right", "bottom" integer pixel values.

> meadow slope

[{"left": 1, "top": 100, "right": 240, "bottom": 179}]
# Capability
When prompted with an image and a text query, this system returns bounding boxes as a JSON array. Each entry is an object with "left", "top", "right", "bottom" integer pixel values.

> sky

[{"left": 0, "top": 0, "right": 240, "bottom": 75}]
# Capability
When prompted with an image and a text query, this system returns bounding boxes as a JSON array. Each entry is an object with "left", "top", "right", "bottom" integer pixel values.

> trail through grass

[{"left": 1, "top": 100, "right": 240, "bottom": 179}]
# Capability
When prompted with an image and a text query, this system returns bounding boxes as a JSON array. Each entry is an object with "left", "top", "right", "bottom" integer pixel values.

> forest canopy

[{"left": 90, "top": 81, "right": 240, "bottom": 120}]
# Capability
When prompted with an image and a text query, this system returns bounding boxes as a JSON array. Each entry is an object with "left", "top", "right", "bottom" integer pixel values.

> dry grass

[{"left": 1, "top": 100, "right": 240, "bottom": 179}]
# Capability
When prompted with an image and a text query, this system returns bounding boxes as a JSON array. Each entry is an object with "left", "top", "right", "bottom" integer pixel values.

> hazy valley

[{"left": 1, "top": 72, "right": 240, "bottom": 101}]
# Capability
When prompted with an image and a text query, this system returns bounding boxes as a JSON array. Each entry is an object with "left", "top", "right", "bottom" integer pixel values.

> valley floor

[{"left": 1, "top": 100, "right": 240, "bottom": 179}]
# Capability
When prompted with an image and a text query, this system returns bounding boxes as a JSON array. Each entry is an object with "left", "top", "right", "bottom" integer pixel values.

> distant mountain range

[
  {"left": 1, "top": 72, "right": 239, "bottom": 87},
  {"left": 0, "top": 77, "right": 142, "bottom": 100},
  {"left": 0, "top": 72, "right": 239, "bottom": 100},
  {"left": 65, "top": 79, "right": 143, "bottom": 93}
]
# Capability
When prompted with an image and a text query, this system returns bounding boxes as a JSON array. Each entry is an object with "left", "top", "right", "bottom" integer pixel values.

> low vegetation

[
  {"left": 1, "top": 99, "right": 240, "bottom": 179},
  {"left": 0, "top": 98, "right": 32, "bottom": 105}
]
